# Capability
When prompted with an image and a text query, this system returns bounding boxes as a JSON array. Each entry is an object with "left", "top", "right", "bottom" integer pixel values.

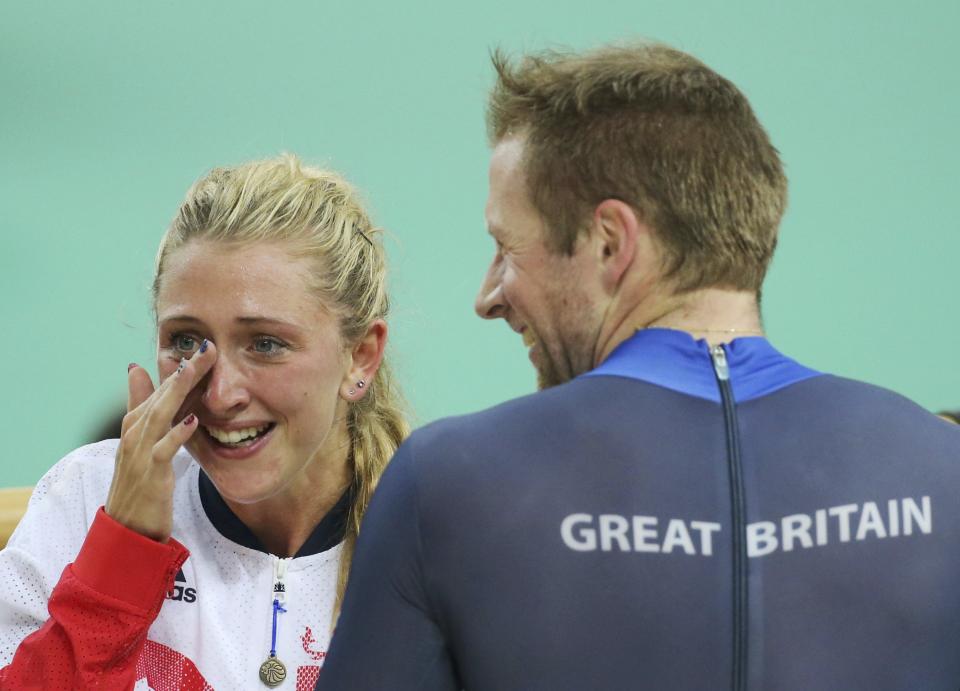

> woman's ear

[{"left": 340, "top": 320, "right": 387, "bottom": 401}]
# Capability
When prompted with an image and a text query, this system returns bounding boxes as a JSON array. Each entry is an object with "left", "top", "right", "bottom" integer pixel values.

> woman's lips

[{"left": 199, "top": 423, "right": 276, "bottom": 460}]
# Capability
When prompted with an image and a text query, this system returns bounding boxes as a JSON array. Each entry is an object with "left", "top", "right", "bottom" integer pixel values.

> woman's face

[{"left": 155, "top": 239, "right": 353, "bottom": 505}]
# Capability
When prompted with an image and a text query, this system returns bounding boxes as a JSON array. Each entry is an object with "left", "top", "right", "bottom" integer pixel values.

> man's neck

[{"left": 596, "top": 287, "right": 763, "bottom": 364}]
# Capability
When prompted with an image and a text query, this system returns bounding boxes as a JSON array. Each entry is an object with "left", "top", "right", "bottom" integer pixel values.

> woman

[{"left": 0, "top": 154, "right": 407, "bottom": 689}]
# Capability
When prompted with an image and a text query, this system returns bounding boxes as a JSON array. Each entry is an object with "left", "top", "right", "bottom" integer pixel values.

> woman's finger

[
  {"left": 121, "top": 364, "right": 157, "bottom": 436},
  {"left": 152, "top": 412, "right": 200, "bottom": 467},
  {"left": 141, "top": 341, "right": 218, "bottom": 440},
  {"left": 127, "top": 363, "right": 156, "bottom": 412}
]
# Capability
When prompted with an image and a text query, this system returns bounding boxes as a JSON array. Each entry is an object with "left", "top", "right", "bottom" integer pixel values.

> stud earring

[
  {"left": 356, "top": 380, "right": 365, "bottom": 389},
  {"left": 348, "top": 388, "right": 356, "bottom": 396}
]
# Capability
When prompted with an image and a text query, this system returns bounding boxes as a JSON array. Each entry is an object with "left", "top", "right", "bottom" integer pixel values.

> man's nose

[{"left": 475, "top": 260, "right": 507, "bottom": 320}]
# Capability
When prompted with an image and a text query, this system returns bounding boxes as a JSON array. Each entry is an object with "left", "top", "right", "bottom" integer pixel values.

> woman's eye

[
  {"left": 253, "top": 337, "right": 286, "bottom": 355},
  {"left": 172, "top": 334, "right": 199, "bottom": 353}
]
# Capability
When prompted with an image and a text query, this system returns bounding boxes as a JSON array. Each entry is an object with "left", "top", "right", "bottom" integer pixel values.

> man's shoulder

[
  {"left": 407, "top": 379, "right": 599, "bottom": 451},
  {"left": 782, "top": 372, "right": 954, "bottom": 423},
  {"left": 742, "top": 371, "right": 960, "bottom": 458},
  {"left": 393, "top": 376, "right": 653, "bottom": 495}
]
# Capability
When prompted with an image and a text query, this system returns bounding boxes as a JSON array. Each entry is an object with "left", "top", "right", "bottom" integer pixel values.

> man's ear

[
  {"left": 592, "top": 199, "right": 642, "bottom": 291},
  {"left": 340, "top": 319, "right": 387, "bottom": 402}
]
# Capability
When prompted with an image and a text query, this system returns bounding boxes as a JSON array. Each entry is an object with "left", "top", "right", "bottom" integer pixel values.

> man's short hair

[{"left": 487, "top": 42, "right": 788, "bottom": 293}]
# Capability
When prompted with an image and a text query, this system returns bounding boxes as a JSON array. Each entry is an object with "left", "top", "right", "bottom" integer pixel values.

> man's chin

[
  {"left": 535, "top": 365, "right": 567, "bottom": 390},
  {"left": 532, "top": 345, "right": 590, "bottom": 390}
]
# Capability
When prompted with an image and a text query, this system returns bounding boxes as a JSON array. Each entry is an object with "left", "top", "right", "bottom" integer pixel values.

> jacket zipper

[
  {"left": 273, "top": 556, "right": 289, "bottom": 604},
  {"left": 711, "top": 344, "right": 748, "bottom": 691}
]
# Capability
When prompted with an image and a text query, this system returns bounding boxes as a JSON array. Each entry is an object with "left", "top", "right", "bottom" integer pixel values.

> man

[{"left": 318, "top": 43, "right": 960, "bottom": 690}]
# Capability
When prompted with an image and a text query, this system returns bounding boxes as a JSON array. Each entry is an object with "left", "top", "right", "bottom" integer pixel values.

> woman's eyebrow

[
  {"left": 234, "top": 316, "right": 301, "bottom": 329},
  {"left": 157, "top": 314, "right": 203, "bottom": 326},
  {"left": 158, "top": 315, "right": 301, "bottom": 329}
]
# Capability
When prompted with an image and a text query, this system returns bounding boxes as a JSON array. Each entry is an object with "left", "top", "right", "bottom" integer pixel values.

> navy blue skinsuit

[{"left": 317, "top": 329, "right": 960, "bottom": 690}]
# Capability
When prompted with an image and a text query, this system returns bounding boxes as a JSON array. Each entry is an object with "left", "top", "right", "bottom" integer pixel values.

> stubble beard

[
  {"left": 535, "top": 361, "right": 563, "bottom": 390},
  {"left": 534, "top": 333, "right": 596, "bottom": 390},
  {"left": 534, "top": 296, "right": 601, "bottom": 391},
  {"left": 531, "top": 260, "right": 603, "bottom": 389}
]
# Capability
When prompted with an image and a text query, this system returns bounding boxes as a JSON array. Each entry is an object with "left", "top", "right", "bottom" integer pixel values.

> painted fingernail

[
  {"left": 176, "top": 357, "right": 186, "bottom": 373},
  {"left": 128, "top": 363, "right": 138, "bottom": 372},
  {"left": 183, "top": 414, "right": 196, "bottom": 426},
  {"left": 199, "top": 339, "right": 209, "bottom": 354}
]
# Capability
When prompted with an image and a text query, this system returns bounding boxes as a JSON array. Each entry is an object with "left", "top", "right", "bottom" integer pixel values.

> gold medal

[{"left": 259, "top": 654, "right": 287, "bottom": 687}]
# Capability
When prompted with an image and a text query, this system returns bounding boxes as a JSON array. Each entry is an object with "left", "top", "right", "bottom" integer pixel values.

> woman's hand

[{"left": 105, "top": 341, "right": 217, "bottom": 542}]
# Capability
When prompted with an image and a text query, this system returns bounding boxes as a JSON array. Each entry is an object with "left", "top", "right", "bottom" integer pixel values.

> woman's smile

[{"left": 200, "top": 421, "right": 276, "bottom": 458}]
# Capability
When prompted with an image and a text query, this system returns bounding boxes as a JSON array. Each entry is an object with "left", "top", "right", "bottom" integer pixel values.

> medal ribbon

[{"left": 270, "top": 598, "right": 287, "bottom": 658}]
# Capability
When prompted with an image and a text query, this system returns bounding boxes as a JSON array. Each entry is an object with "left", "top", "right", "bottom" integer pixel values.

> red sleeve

[{"left": 0, "top": 508, "right": 189, "bottom": 690}]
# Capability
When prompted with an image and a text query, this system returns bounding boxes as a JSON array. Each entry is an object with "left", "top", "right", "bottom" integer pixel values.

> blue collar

[
  {"left": 581, "top": 328, "right": 821, "bottom": 403},
  {"left": 198, "top": 470, "right": 350, "bottom": 557}
]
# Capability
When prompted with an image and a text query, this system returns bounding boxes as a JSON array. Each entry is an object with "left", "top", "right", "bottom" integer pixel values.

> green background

[{"left": 2, "top": 1, "right": 957, "bottom": 488}]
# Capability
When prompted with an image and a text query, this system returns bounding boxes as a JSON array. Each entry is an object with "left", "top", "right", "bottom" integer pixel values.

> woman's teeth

[{"left": 205, "top": 424, "right": 270, "bottom": 446}]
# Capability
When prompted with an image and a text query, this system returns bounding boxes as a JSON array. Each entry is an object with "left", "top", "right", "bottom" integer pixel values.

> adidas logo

[{"left": 167, "top": 568, "right": 198, "bottom": 604}]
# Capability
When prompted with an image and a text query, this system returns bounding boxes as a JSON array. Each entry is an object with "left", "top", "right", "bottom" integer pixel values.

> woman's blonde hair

[{"left": 153, "top": 153, "right": 408, "bottom": 614}]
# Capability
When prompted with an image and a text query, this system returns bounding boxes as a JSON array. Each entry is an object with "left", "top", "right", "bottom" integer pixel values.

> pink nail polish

[
  {"left": 183, "top": 414, "right": 196, "bottom": 426},
  {"left": 128, "top": 363, "right": 138, "bottom": 372}
]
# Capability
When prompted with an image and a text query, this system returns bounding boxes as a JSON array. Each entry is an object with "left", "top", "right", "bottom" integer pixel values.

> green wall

[{"left": 2, "top": 1, "right": 957, "bottom": 487}]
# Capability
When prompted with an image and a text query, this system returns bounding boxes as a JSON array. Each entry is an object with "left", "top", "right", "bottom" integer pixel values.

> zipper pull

[
  {"left": 273, "top": 558, "right": 289, "bottom": 604},
  {"left": 710, "top": 344, "right": 730, "bottom": 381}
]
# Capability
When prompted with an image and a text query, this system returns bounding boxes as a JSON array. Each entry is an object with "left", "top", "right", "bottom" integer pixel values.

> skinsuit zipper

[{"left": 711, "top": 344, "right": 748, "bottom": 691}]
